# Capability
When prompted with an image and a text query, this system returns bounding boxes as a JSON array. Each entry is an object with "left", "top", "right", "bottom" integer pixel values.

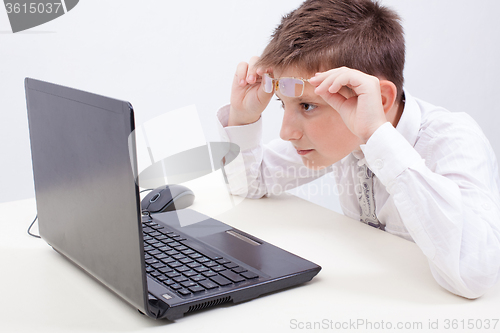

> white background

[{"left": 1, "top": 0, "right": 499, "bottom": 211}]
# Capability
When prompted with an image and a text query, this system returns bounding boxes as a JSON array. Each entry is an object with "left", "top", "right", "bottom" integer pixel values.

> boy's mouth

[{"left": 296, "top": 149, "right": 314, "bottom": 155}]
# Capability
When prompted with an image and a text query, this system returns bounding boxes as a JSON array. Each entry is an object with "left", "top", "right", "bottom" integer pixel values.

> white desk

[{"left": 2, "top": 179, "right": 500, "bottom": 332}]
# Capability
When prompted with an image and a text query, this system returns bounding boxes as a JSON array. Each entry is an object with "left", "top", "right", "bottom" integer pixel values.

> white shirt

[{"left": 216, "top": 91, "right": 500, "bottom": 299}]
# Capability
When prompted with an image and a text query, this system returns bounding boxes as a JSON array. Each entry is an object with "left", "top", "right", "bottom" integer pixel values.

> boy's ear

[{"left": 379, "top": 80, "right": 398, "bottom": 114}]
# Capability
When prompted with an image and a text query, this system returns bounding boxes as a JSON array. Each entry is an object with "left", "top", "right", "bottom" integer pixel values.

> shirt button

[
  {"left": 482, "top": 203, "right": 491, "bottom": 211},
  {"left": 372, "top": 159, "right": 384, "bottom": 170}
]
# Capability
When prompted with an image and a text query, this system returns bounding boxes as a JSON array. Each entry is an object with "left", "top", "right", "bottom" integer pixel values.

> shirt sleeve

[
  {"left": 216, "top": 105, "right": 330, "bottom": 198},
  {"left": 361, "top": 121, "right": 500, "bottom": 299}
]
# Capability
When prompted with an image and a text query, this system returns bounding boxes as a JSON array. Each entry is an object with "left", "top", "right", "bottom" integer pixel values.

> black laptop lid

[{"left": 25, "top": 78, "right": 148, "bottom": 314}]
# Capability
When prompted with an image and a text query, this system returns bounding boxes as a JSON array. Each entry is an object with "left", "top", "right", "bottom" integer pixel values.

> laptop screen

[{"left": 25, "top": 78, "right": 148, "bottom": 314}]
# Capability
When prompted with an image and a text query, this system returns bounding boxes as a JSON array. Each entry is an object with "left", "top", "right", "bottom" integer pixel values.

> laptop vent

[{"left": 187, "top": 296, "right": 232, "bottom": 313}]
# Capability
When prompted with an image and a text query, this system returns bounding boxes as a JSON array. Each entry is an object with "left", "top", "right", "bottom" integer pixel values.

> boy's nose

[{"left": 279, "top": 109, "right": 302, "bottom": 142}]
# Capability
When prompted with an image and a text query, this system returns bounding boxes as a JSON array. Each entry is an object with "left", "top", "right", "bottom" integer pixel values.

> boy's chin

[{"left": 302, "top": 158, "right": 331, "bottom": 170}]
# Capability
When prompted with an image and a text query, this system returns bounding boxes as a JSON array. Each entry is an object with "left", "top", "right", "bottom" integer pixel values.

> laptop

[{"left": 24, "top": 77, "right": 321, "bottom": 320}]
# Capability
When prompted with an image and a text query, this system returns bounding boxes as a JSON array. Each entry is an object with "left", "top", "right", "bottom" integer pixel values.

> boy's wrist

[
  {"left": 228, "top": 105, "right": 261, "bottom": 127},
  {"left": 361, "top": 120, "right": 389, "bottom": 143}
]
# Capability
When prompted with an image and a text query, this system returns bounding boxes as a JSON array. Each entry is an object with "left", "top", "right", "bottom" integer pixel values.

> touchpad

[{"left": 200, "top": 230, "right": 266, "bottom": 271}]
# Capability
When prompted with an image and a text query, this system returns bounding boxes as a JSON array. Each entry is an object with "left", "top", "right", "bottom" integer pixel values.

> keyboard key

[
  {"left": 148, "top": 244, "right": 161, "bottom": 256},
  {"left": 194, "top": 266, "right": 208, "bottom": 273},
  {"left": 189, "top": 285, "right": 205, "bottom": 293},
  {"left": 187, "top": 262, "right": 201, "bottom": 269},
  {"left": 145, "top": 258, "right": 158, "bottom": 265},
  {"left": 199, "top": 280, "right": 219, "bottom": 290},
  {"left": 189, "top": 253, "right": 203, "bottom": 259},
  {"left": 160, "top": 257, "right": 175, "bottom": 264},
  {"left": 177, "top": 288, "right": 191, "bottom": 296},
  {"left": 196, "top": 257, "right": 210, "bottom": 264},
  {"left": 163, "top": 279, "right": 175, "bottom": 286},
  {"left": 159, "top": 267, "right": 173, "bottom": 274},
  {"left": 210, "top": 275, "right": 232, "bottom": 286},
  {"left": 232, "top": 267, "right": 247, "bottom": 274},
  {"left": 172, "top": 254, "right": 186, "bottom": 260},
  {"left": 152, "top": 262, "right": 166, "bottom": 269},
  {"left": 224, "top": 262, "right": 239, "bottom": 269},
  {"left": 183, "top": 270, "right": 198, "bottom": 277},
  {"left": 168, "top": 261, "right": 182, "bottom": 268},
  {"left": 241, "top": 271, "right": 259, "bottom": 279},
  {"left": 216, "top": 259, "right": 231, "bottom": 265},
  {"left": 202, "top": 270, "right": 217, "bottom": 277},
  {"left": 176, "top": 265, "right": 190, "bottom": 273},
  {"left": 181, "top": 281, "right": 197, "bottom": 288},
  {"left": 179, "top": 257, "right": 193, "bottom": 265},
  {"left": 166, "top": 271, "right": 181, "bottom": 278},
  {"left": 158, "top": 246, "right": 171, "bottom": 252},
  {"left": 211, "top": 265, "right": 226, "bottom": 272},
  {"left": 191, "top": 275, "right": 206, "bottom": 282},
  {"left": 220, "top": 270, "right": 246, "bottom": 283},
  {"left": 204, "top": 261, "right": 218, "bottom": 268},
  {"left": 174, "top": 276, "right": 188, "bottom": 283},
  {"left": 155, "top": 253, "right": 168, "bottom": 260}
]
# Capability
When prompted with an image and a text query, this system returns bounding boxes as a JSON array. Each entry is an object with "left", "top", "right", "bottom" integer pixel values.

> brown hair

[{"left": 257, "top": 0, "right": 405, "bottom": 101}]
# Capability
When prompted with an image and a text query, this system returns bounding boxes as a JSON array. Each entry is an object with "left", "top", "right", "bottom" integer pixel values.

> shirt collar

[{"left": 394, "top": 89, "right": 421, "bottom": 148}]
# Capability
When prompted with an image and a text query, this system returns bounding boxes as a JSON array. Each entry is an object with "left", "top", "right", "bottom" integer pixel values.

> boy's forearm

[{"left": 363, "top": 122, "right": 500, "bottom": 298}]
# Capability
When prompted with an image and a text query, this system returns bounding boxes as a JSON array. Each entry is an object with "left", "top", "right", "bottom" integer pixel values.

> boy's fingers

[
  {"left": 234, "top": 61, "right": 250, "bottom": 87},
  {"left": 246, "top": 56, "right": 261, "bottom": 84},
  {"left": 314, "top": 71, "right": 341, "bottom": 95},
  {"left": 320, "top": 92, "right": 347, "bottom": 113}
]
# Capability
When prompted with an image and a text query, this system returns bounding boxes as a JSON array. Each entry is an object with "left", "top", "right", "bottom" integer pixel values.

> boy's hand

[
  {"left": 309, "top": 67, "right": 388, "bottom": 143},
  {"left": 228, "top": 56, "right": 273, "bottom": 126}
]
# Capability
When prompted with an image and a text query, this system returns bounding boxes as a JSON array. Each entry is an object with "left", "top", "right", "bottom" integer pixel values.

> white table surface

[{"left": 2, "top": 173, "right": 500, "bottom": 332}]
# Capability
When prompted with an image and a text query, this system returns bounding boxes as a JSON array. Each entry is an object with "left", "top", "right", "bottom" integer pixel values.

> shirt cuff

[
  {"left": 360, "top": 122, "right": 423, "bottom": 189},
  {"left": 216, "top": 105, "right": 262, "bottom": 151}
]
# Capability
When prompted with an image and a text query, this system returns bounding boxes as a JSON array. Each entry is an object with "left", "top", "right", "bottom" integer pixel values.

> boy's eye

[
  {"left": 301, "top": 103, "right": 317, "bottom": 112},
  {"left": 276, "top": 98, "right": 317, "bottom": 113}
]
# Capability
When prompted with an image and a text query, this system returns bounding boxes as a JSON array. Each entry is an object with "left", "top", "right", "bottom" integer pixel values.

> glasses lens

[
  {"left": 278, "top": 78, "right": 304, "bottom": 97},
  {"left": 263, "top": 74, "right": 273, "bottom": 93}
]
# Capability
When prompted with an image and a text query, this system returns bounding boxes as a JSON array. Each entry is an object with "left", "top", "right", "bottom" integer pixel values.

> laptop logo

[{"left": 3, "top": 0, "right": 79, "bottom": 33}]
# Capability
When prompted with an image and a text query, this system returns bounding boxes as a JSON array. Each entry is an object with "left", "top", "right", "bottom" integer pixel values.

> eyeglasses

[{"left": 262, "top": 73, "right": 310, "bottom": 98}]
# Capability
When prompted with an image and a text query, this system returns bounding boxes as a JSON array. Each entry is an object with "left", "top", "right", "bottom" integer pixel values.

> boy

[{"left": 216, "top": 0, "right": 500, "bottom": 299}]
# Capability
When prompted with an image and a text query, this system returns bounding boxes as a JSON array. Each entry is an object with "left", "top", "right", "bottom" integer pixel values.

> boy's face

[{"left": 274, "top": 67, "right": 363, "bottom": 169}]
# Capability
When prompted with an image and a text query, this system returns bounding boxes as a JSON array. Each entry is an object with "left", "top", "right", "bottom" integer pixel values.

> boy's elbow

[
  {"left": 449, "top": 272, "right": 499, "bottom": 300},
  {"left": 432, "top": 263, "right": 500, "bottom": 299}
]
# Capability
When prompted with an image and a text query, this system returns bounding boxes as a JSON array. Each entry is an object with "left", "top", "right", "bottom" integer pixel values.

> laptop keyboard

[{"left": 142, "top": 219, "right": 259, "bottom": 297}]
